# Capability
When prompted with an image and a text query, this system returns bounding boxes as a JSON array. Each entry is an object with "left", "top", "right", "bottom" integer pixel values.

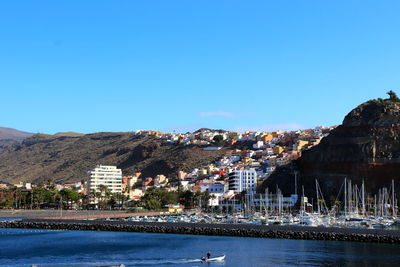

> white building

[
  {"left": 253, "top": 141, "right": 264, "bottom": 149},
  {"left": 228, "top": 169, "right": 258, "bottom": 193},
  {"left": 199, "top": 181, "right": 227, "bottom": 193},
  {"left": 87, "top": 165, "right": 123, "bottom": 204},
  {"left": 208, "top": 192, "right": 223, "bottom": 207},
  {"left": 218, "top": 191, "right": 242, "bottom": 211}
]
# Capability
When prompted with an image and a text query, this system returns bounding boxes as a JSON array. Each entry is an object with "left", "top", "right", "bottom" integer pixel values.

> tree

[
  {"left": 139, "top": 188, "right": 180, "bottom": 210},
  {"left": 32, "top": 188, "right": 49, "bottom": 209},
  {"left": 179, "top": 190, "right": 195, "bottom": 208},
  {"left": 111, "top": 192, "right": 128, "bottom": 208},
  {"left": 59, "top": 189, "right": 80, "bottom": 209},
  {"left": 199, "top": 190, "right": 211, "bottom": 209},
  {"left": 213, "top": 135, "right": 224, "bottom": 145},
  {"left": 0, "top": 188, "right": 15, "bottom": 208},
  {"left": 97, "top": 184, "right": 111, "bottom": 209}
]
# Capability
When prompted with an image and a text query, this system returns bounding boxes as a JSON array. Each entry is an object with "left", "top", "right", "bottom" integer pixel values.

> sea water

[{"left": 0, "top": 228, "right": 399, "bottom": 267}]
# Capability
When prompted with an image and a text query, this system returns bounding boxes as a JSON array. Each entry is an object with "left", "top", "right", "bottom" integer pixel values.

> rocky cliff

[
  {"left": 0, "top": 132, "right": 225, "bottom": 184},
  {"left": 260, "top": 96, "right": 400, "bottom": 198}
]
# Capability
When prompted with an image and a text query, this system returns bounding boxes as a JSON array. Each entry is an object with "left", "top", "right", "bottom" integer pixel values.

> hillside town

[{"left": 0, "top": 126, "right": 334, "bottom": 212}]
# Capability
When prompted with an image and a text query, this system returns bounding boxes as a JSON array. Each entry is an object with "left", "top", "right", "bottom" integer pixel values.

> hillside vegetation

[{"left": 0, "top": 132, "right": 225, "bottom": 184}]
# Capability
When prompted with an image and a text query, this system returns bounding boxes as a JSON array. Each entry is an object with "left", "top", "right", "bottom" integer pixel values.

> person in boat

[{"left": 202, "top": 251, "right": 211, "bottom": 261}]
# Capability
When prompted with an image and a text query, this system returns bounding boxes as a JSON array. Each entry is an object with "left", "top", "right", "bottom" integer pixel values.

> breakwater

[{"left": 1, "top": 219, "right": 400, "bottom": 244}]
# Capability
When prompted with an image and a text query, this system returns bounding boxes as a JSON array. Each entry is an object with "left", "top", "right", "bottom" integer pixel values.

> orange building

[{"left": 261, "top": 134, "right": 274, "bottom": 142}]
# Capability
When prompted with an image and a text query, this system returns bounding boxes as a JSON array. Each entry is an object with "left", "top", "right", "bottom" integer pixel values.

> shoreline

[{"left": 1, "top": 219, "right": 400, "bottom": 244}]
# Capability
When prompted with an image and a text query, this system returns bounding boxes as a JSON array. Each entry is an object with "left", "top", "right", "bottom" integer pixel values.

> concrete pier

[{"left": 1, "top": 219, "right": 400, "bottom": 244}]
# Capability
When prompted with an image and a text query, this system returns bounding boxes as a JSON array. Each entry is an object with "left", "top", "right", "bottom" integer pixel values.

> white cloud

[{"left": 232, "top": 123, "right": 307, "bottom": 133}]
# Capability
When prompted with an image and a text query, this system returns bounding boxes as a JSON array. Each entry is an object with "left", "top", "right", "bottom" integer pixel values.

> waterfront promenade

[{"left": 1, "top": 219, "right": 400, "bottom": 244}]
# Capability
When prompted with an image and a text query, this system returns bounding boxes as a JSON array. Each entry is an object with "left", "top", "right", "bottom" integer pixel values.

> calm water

[{"left": 0, "top": 228, "right": 399, "bottom": 267}]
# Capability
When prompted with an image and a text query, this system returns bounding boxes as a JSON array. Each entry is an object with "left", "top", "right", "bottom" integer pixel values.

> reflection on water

[{"left": 0, "top": 228, "right": 399, "bottom": 267}]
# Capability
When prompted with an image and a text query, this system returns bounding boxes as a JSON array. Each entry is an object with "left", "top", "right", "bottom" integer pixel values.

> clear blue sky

[{"left": 1, "top": 1, "right": 400, "bottom": 134}]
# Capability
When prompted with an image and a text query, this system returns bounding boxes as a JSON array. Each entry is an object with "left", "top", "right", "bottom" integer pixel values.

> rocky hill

[
  {"left": 0, "top": 127, "right": 34, "bottom": 150},
  {"left": 0, "top": 132, "right": 225, "bottom": 184},
  {"left": 260, "top": 94, "right": 400, "bottom": 199}
]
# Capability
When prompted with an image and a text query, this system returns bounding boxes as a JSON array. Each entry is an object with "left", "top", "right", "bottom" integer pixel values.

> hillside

[
  {"left": 260, "top": 95, "right": 400, "bottom": 199},
  {"left": 0, "top": 132, "right": 225, "bottom": 184},
  {"left": 0, "top": 127, "right": 34, "bottom": 150}
]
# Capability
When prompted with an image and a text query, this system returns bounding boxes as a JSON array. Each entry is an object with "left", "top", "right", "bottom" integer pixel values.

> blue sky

[{"left": 1, "top": 1, "right": 400, "bottom": 134}]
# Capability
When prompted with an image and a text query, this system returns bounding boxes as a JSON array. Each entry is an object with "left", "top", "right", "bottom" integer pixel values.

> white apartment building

[
  {"left": 87, "top": 165, "right": 123, "bottom": 204},
  {"left": 228, "top": 169, "right": 258, "bottom": 193}
]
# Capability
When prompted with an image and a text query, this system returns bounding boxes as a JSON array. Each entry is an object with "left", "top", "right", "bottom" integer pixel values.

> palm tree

[
  {"left": 113, "top": 193, "right": 129, "bottom": 209},
  {"left": 97, "top": 184, "right": 111, "bottom": 209}
]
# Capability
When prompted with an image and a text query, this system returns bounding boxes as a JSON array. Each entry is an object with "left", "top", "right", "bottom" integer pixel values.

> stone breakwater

[{"left": 1, "top": 219, "right": 400, "bottom": 244}]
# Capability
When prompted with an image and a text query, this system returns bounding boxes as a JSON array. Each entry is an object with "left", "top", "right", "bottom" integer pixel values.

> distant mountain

[
  {"left": 0, "top": 127, "right": 34, "bottom": 140},
  {"left": 0, "top": 127, "right": 34, "bottom": 150},
  {"left": 260, "top": 95, "right": 400, "bottom": 199},
  {"left": 0, "top": 132, "right": 225, "bottom": 184}
]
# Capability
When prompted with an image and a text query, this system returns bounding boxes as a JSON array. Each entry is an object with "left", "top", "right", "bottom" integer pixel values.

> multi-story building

[
  {"left": 228, "top": 169, "right": 258, "bottom": 193},
  {"left": 87, "top": 165, "right": 122, "bottom": 204}
]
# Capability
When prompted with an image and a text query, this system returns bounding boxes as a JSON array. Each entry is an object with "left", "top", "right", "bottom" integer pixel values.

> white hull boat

[{"left": 201, "top": 255, "right": 226, "bottom": 262}]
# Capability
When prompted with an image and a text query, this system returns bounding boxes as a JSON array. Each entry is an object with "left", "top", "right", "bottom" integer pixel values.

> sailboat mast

[
  {"left": 316, "top": 179, "right": 320, "bottom": 215},
  {"left": 355, "top": 185, "right": 359, "bottom": 214},
  {"left": 302, "top": 185, "right": 305, "bottom": 215},
  {"left": 362, "top": 180, "right": 365, "bottom": 217},
  {"left": 344, "top": 178, "right": 347, "bottom": 216},
  {"left": 392, "top": 179, "right": 396, "bottom": 218},
  {"left": 348, "top": 180, "right": 352, "bottom": 214},
  {"left": 266, "top": 188, "right": 269, "bottom": 217}
]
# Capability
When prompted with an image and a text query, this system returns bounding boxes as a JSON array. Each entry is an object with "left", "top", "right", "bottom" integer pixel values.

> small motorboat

[{"left": 201, "top": 255, "right": 226, "bottom": 262}]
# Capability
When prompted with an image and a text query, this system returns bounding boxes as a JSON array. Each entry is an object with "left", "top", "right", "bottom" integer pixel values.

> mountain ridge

[
  {"left": 0, "top": 132, "right": 225, "bottom": 184},
  {"left": 0, "top": 127, "right": 35, "bottom": 150}
]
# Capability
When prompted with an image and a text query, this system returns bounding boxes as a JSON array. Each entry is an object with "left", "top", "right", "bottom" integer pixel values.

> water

[{"left": 0, "top": 228, "right": 399, "bottom": 267}]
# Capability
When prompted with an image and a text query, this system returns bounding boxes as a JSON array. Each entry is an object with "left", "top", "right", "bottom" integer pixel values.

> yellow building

[
  {"left": 207, "top": 165, "right": 216, "bottom": 174},
  {"left": 123, "top": 188, "right": 144, "bottom": 200},
  {"left": 273, "top": 146, "right": 284, "bottom": 154},
  {"left": 243, "top": 157, "right": 253, "bottom": 163},
  {"left": 296, "top": 140, "right": 309, "bottom": 152},
  {"left": 165, "top": 204, "right": 184, "bottom": 213},
  {"left": 200, "top": 168, "right": 208, "bottom": 176},
  {"left": 262, "top": 133, "right": 274, "bottom": 142},
  {"left": 155, "top": 174, "right": 169, "bottom": 186}
]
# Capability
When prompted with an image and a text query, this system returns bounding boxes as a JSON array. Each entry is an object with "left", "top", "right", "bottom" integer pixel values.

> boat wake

[{"left": 30, "top": 257, "right": 220, "bottom": 267}]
